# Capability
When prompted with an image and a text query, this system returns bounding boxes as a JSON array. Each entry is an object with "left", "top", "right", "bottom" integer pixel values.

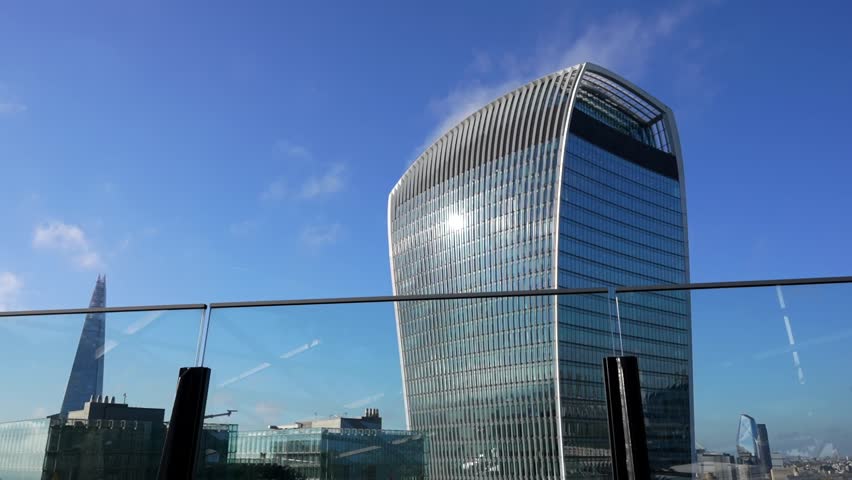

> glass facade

[
  {"left": 0, "top": 419, "right": 50, "bottom": 480},
  {"left": 737, "top": 414, "right": 759, "bottom": 463},
  {"left": 233, "top": 428, "right": 427, "bottom": 479},
  {"left": 390, "top": 67, "right": 580, "bottom": 479},
  {"left": 389, "top": 63, "right": 692, "bottom": 479},
  {"left": 557, "top": 93, "right": 691, "bottom": 477},
  {"left": 60, "top": 275, "right": 106, "bottom": 415}
]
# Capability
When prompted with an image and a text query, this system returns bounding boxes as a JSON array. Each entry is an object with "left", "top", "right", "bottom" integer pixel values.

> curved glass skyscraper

[
  {"left": 388, "top": 63, "right": 692, "bottom": 479},
  {"left": 737, "top": 414, "right": 759, "bottom": 463}
]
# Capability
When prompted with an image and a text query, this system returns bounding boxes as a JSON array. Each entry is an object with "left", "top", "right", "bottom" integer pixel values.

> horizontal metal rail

[
  {"left": 209, "top": 274, "right": 852, "bottom": 308},
  {"left": 0, "top": 303, "right": 207, "bottom": 318},
  {"left": 1, "top": 275, "right": 851, "bottom": 316}
]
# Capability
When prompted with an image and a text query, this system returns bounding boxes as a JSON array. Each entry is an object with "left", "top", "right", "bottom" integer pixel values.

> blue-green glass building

[
  {"left": 233, "top": 428, "right": 427, "bottom": 479},
  {"left": 388, "top": 63, "right": 692, "bottom": 479}
]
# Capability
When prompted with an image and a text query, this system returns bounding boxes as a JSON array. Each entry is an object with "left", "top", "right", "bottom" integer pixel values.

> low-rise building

[{"left": 238, "top": 409, "right": 427, "bottom": 479}]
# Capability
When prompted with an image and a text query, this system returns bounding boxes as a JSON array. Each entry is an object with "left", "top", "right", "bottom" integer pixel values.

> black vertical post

[
  {"left": 158, "top": 366, "right": 211, "bottom": 480},
  {"left": 603, "top": 356, "right": 650, "bottom": 480}
]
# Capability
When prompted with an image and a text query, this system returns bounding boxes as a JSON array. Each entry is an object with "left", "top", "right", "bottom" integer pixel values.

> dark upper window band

[{"left": 568, "top": 109, "right": 679, "bottom": 180}]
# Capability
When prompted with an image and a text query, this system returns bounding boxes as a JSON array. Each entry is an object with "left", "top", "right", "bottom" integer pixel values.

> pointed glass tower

[{"left": 59, "top": 275, "right": 106, "bottom": 415}]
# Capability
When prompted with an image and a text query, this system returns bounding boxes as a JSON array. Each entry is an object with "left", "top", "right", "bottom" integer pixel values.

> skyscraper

[
  {"left": 388, "top": 63, "right": 692, "bottom": 479},
  {"left": 59, "top": 275, "right": 106, "bottom": 415},
  {"left": 737, "top": 414, "right": 759, "bottom": 464},
  {"left": 757, "top": 423, "right": 772, "bottom": 470}
]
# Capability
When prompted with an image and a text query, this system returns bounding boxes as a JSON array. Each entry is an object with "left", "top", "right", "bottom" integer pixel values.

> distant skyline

[{"left": 1, "top": 1, "right": 852, "bottom": 311}]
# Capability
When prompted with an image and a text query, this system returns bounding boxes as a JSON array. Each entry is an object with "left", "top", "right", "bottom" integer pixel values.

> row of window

[
  {"left": 567, "top": 135, "right": 679, "bottom": 196},
  {"left": 561, "top": 209, "right": 685, "bottom": 256},
  {"left": 566, "top": 153, "right": 681, "bottom": 209},
  {"left": 567, "top": 174, "right": 683, "bottom": 228},
  {"left": 561, "top": 238, "right": 684, "bottom": 283},
  {"left": 566, "top": 191, "right": 684, "bottom": 242},
  {"left": 406, "top": 360, "right": 554, "bottom": 394}
]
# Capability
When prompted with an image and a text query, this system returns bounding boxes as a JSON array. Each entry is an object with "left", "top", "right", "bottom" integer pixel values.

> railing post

[
  {"left": 158, "top": 366, "right": 211, "bottom": 479},
  {"left": 603, "top": 356, "right": 650, "bottom": 480}
]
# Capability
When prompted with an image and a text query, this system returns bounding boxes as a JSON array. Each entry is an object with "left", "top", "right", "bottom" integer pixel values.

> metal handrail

[{"left": 1, "top": 275, "right": 850, "bottom": 317}]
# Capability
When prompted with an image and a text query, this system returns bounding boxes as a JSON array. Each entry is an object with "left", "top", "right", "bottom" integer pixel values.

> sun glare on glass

[{"left": 447, "top": 214, "right": 465, "bottom": 231}]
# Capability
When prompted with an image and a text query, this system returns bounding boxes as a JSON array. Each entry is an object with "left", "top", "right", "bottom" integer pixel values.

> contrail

[{"left": 776, "top": 286, "right": 804, "bottom": 384}]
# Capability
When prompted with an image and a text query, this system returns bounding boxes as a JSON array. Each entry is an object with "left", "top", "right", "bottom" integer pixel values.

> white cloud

[
  {"left": 542, "top": 5, "right": 696, "bottom": 80},
  {"left": 33, "top": 221, "right": 105, "bottom": 271},
  {"left": 0, "top": 103, "right": 27, "bottom": 115},
  {"left": 420, "top": 80, "right": 520, "bottom": 157},
  {"left": 74, "top": 252, "right": 105, "bottom": 270},
  {"left": 218, "top": 362, "right": 272, "bottom": 388},
  {"left": 275, "top": 139, "right": 311, "bottom": 160},
  {"left": 300, "top": 163, "right": 345, "bottom": 199},
  {"left": 280, "top": 339, "right": 321, "bottom": 359},
  {"left": 260, "top": 178, "right": 287, "bottom": 201},
  {"left": 418, "top": 5, "right": 698, "bottom": 158},
  {"left": 0, "top": 272, "right": 23, "bottom": 311},
  {"left": 262, "top": 164, "right": 347, "bottom": 202},
  {"left": 300, "top": 223, "right": 342, "bottom": 248},
  {"left": 33, "top": 222, "right": 88, "bottom": 250}
]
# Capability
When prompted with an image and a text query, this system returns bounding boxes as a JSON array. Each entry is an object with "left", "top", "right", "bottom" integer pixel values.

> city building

[
  {"left": 0, "top": 398, "right": 235, "bottom": 480},
  {"left": 770, "top": 452, "right": 784, "bottom": 469},
  {"left": 388, "top": 62, "right": 692, "bottom": 479},
  {"left": 235, "top": 410, "right": 426, "bottom": 479},
  {"left": 60, "top": 275, "right": 106, "bottom": 416},
  {"left": 695, "top": 451, "right": 737, "bottom": 480},
  {"left": 43, "top": 396, "right": 167, "bottom": 479},
  {"left": 0, "top": 396, "right": 167, "bottom": 480},
  {"left": 737, "top": 414, "right": 759, "bottom": 464},
  {"left": 0, "top": 418, "right": 51, "bottom": 480},
  {"left": 0, "top": 276, "right": 237, "bottom": 480},
  {"left": 269, "top": 408, "right": 383, "bottom": 431},
  {"left": 757, "top": 424, "right": 772, "bottom": 470}
]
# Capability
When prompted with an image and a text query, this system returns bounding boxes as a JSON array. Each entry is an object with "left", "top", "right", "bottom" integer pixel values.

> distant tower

[
  {"left": 59, "top": 275, "right": 106, "bottom": 415},
  {"left": 736, "top": 414, "right": 759, "bottom": 464},
  {"left": 756, "top": 423, "right": 773, "bottom": 470}
]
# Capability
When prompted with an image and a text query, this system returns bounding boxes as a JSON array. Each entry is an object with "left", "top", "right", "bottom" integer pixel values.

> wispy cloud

[
  {"left": 260, "top": 178, "right": 288, "bottom": 201},
  {"left": 75, "top": 252, "right": 105, "bottom": 270},
  {"left": 219, "top": 362, "right": 273, "bottom": 388},
  {"left": 300, "top": 163, "right": 345, "bottom": 199},
  {"left": 344, "top": 392, "right": 385, "bottom": 410},
  {"left": 33, "top": 221, "right": 105, "bottom": 270},
  {"left": 300, "top": 223, "right": 342, "bottom": 248},
  {"left": 33, "top": 222, "right": 88, "bottom": 250},
  {"left": 0, "top": 272, "right": 23, "bottom": 311},
  {"left": 275, "top": 139, "right": 311, "bottom": 160},
  {"left": 261, "top": 164, "right": 347, "bottom": 202},
  {"left": 418, "top": 4, "right": 700, "bottom": 156},
  {"left": 280, "top": 339, "right": 321, "bottom": 359},
  {"left": 0, "top": 103, "right": 27, "bottom": 115}
]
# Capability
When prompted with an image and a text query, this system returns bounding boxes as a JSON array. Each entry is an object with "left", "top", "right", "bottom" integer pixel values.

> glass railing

[
  {"left": 616, "top": 282, "right": 852, "bottom": 479},
  {"left": 1, "top": 278, "right": 850, "bottom": 479},
  {"left": 0, "top": 306, "right": 205, "bottom": 480}
]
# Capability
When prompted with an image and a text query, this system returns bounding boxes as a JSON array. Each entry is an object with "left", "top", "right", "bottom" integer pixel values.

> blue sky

[
  {"left": 2, "top": 0, "right": 852, "bottom": 310},
  {"left": 1, "top": 0, "right": 851, "bottom": 454}
]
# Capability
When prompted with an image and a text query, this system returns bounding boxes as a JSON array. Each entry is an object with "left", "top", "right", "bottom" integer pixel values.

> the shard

[{"left": 59, "top": 275, "right": 106, "bottom": 415}]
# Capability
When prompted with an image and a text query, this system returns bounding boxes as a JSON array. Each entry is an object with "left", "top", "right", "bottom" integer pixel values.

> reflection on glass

[
  {"left": 619, "top": 282, "right": 852, "bottom": 479},
  {"left": 203, "top": 303, "right": 427, "bottom": 479},
  {"left": 0, "top": 280, "right": 202, "bottom": 480}
]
